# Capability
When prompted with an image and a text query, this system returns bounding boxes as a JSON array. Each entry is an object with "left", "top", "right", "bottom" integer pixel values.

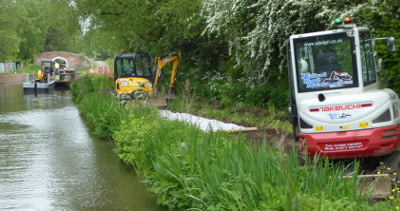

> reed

[
  {"left": 77, "top": 92, "right": 128, "bottom": 139},
  {"left": 71, "top": 75, "right": 397, "bottom": 210},
  {"left": 71, "top": 75, "right": 127, "bottom": 139},
  {"left": 114, "top": 105, "right": 374, "bottom": 210},
  {"left": 70, "top": 74, "right": 113, "bottom": 103}
]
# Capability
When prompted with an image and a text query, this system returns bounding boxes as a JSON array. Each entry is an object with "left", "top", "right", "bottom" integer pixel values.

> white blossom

[{"left": 201, "top": 0, "right": 373, "bottom": 85}]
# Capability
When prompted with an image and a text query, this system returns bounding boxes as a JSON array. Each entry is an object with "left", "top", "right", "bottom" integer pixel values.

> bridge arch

[
  {"left": 52, "top": 56, "right": 68, "bottom": 67},
  {"left": 34, "top": 51, "right": 92, "bottom": 69}
]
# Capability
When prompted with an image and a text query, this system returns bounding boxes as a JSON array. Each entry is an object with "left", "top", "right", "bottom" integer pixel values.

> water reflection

[{"left": 0, "top": 83, "right": 163, "bottom": 210}]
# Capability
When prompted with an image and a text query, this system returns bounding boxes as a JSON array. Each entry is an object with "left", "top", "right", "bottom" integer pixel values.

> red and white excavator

[{"left": 288, "top": 17, "right": 399, "bottom": 197}]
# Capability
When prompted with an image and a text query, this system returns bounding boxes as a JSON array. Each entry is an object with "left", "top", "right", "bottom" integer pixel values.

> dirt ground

[
  {"left": 240, "top": 128, "right": 296, "bottom": 153},
  {"left": 89, "top": 61, "right": 113, "bottom": 80},
  {"left": 0, "top": 73, "right": 26, "bottom": 84},
  {"left": 190, "top": 101, "right": 296, "bottom": 153}
]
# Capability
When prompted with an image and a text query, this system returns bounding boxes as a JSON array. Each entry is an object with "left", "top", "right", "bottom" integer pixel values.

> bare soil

[
  {"left": 0, "top": 73, "right": 26, "bottom": 84},
  {"left": 202, "top": 101, "right": 295, "bottom": 152},
  {"left": 89, "top": 61, "right": 113, "bottom": 80},
  {"left": 186, "top": 100, "right": 296, "bottom": 153},
  {"left": 239, "top": 127, "right": 296, "bottom": 153}
]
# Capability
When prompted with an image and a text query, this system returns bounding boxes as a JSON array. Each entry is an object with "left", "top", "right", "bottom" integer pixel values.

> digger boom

[{"left": 152, "top": 50, "right": 181, "bottom": 97}]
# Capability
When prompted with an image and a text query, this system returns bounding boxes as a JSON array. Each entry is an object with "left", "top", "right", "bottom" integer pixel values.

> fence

[{"left": 0, "top": 61, "right": 17, "bottom": 73}]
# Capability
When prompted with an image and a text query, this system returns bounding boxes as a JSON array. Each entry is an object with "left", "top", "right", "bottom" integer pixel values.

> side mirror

[{"left": 387, "top": 37, "right": 396, "bottom": 52}]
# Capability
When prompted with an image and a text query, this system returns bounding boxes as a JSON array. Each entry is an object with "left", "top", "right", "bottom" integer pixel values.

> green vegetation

[
  {"left": 168, "top": 94, "right": 292, "bottom": 134},
  {"left": 117, "top": 117, "right": 367, "bottom": 210},
  {"left": 74, "top": 68, "right": 91, "bottom": 74},
  {"left": 70, "top": 74, "right": 124, "bottom": 139},
  {"left": 15, "top": 64, "right": 40, "bottom": 74},
  {"left": 2, "top": 0, "right": 399, "bottom": 110},
  {"left": 71, "top": 75, "right": 400, "bottom": 210},
  {"left": 70, "top": 0, "right": 400, "bottom": 110},
  {"left": 1, "top": 0, "right": 82, "bottom": 63},
  {"left": 0, "top": 63, "right": 40, "bottom": 75},
  {"left": 4, "top": 1, "right": 400, "bottom": 209}
]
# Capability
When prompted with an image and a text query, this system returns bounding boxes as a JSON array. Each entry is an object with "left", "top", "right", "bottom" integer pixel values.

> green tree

[
  {"left": 42, "top": 0, "right": 82, "bottom": 53},
  {"left": 0, "top": 0, "right": 23, "bottom": 60},
  {"left": 0, "top": 0, "right": 84, "bottom": 62},
  {"left": 73, "top": 0, "right": 205, "bottom": 54},
  {"left": 200, "top": 0, "right": 375, "bottom": 85},
  {"left": 69, "top": 0, "right": 400, "bottom": 108},
  {"left": 357, "top": 0, "right": 400, "bottom": 93},
  {"left": 16, "top": 0, "right": 49, "bottom": 62}
]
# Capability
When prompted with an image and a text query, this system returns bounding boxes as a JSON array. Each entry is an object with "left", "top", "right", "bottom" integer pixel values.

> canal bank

[
  {"left": 0, "top": 82, "right": 164, "bottom": 210},
  {"left": 0, "top": 73, "right": 25, "bottom": 84}
]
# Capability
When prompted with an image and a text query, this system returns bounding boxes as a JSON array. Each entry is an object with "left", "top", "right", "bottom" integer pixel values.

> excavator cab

[
  {"left": 37, "top": 59, "right": 54, "bottom": 83},
  {"left": 114, "top": 50, "right": 181, "bottom": 103},
  {"left": 114, "top": 52, "right": 153, "bottom": 80},
  {"left": 114, "top": 52, "right": 153, "bottom": 101}
]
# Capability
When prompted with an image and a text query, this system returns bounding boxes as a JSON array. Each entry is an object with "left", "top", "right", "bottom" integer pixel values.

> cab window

[
  {"left": 293, "top": 32, "right": 358, "bottom": 93},
  {"left": 116, "top": 58, "right": 134, "bottom": 77},
  {"left": 359, "top": 31, "right": 376, "bottom": 85},
  {"left": 135, "top": 54, "right": 151, "bottom": 77}
]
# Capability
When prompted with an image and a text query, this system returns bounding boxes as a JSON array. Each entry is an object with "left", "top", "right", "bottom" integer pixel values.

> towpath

[{"left": 90, "top": 61, "right": 113, "bottom": 79}]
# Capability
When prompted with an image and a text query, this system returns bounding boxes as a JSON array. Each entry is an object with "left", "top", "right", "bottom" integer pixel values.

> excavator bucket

[{"left": 344, "top": 174, "right": 392, "bottom": 199}]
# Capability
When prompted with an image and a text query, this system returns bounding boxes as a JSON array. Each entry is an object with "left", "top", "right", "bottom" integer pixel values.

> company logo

[
  {"left": 321, "top": 104, "right": 361, "bottom": 112},
  {"left": 310, "top": 103, "right": 372, "bottom": 112},
  {"left": 329, "top": 113, "right": 351, "bottom": 120}
]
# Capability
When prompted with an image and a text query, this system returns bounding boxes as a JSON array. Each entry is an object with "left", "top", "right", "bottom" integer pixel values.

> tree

[
  {"left": 16, "top": 0, "right": 49, "bottom": 62},
  {"left": 357, "top": 0, "right": 400, "bottom": 93},
  {"left": 42, "top": 0, "right": 82, "bottom": 53},
  {"left": 0, "top": 0, "right": 23, "bottom": 60},
  {"left": 73, "top": 0, "right": 205, "bottom": 55},
  {"left": 201, "top": 0, "right": 375, "bottom": 86},
  {"left": 64, "top": 0, "right": 400, "bottom": 108},
  {"left": 0, "top": 0, "right": 83, "bottom": 62}
]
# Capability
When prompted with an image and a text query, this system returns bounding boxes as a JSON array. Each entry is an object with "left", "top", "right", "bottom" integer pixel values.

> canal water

[{"left": 0, "top": 83, "right": 164, "bottom": 210}]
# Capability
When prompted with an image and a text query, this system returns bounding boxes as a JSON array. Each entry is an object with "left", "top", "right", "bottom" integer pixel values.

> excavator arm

[{"left": 152, "top": 50, "right": 181, "bottom": 97}]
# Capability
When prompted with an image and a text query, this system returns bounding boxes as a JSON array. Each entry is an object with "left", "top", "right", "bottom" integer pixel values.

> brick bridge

[{"left": 34, "top": 51, "right": 92, "bottom": 69}]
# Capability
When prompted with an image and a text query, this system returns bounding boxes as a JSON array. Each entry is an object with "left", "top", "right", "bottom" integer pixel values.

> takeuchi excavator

[
  {"left": 114, "top": 50, "right": 181, "bottom": 105},
  {"left": 288, "top": 17, "right": 399, "bottom": 198}
]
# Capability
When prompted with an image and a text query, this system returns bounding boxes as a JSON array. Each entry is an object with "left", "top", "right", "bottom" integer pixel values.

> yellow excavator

[
  {"left": 114, "top": 50, "right": 181, "bottom": 105},
  {"left": 37, "top": 59, "right": 55, "bottom": 83}
]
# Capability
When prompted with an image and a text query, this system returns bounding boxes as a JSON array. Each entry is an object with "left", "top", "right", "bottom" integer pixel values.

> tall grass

[
  {"left": 168, "top": 79, "right": 197, "bottom": 113},
  {"left": 114, "top": 108, "right": 374, "bottom": 210},
  {"left": 70, "top": 74, "right": 126, "bottom": 139},
  {"left": 70, "top": 74, "right": 114, "bottom": 102},
  {"left": 78, "top": 92, "right": 129, "bottom": 139},
  {"left": 72, "top": 75, "right": 398, "bottom": 210},
  {"left": 15, "top": 64, "right": 40, "bottom": 74},
  {"left": 168, "top": 92, "right": 292, "bottom": 134}
]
